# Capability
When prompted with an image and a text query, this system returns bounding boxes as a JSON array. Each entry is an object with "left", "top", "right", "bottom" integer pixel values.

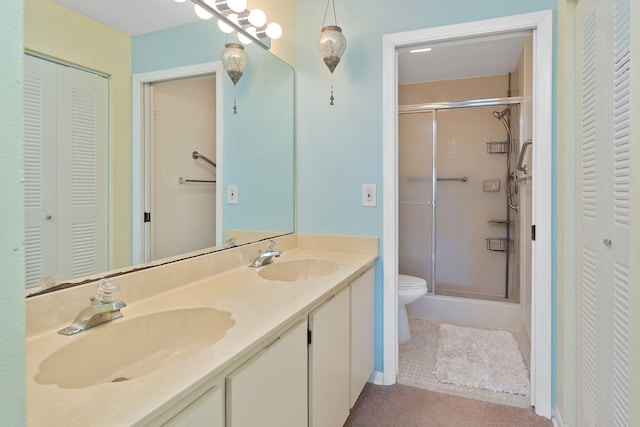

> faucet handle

[
  {"left": 266, "top": 239, "right": 277, "bottom": 251},
  {"left": 96, "top": 280, "right": 121, "bottom": 303}
]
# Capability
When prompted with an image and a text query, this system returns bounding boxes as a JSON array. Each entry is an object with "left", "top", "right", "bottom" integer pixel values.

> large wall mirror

[{"left": 24, "top": 0, "right": 294, "bottom": 296}]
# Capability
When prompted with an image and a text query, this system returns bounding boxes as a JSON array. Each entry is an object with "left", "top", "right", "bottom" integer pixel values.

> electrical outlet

[
  {"left": 362, "top": 184, "right": 376, "bottom": 207},
  {"left": 227, "top": 184, "right": 238, "bottom": 204}
]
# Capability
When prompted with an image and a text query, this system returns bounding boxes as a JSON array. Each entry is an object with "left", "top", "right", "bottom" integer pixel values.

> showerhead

[{"left": 492, "top": 106, "right": 512, "bottom": 120}]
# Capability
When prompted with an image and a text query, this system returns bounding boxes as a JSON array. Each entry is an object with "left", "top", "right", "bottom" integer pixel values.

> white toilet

[{"left": 397, "top": 274, "right": 428, "bottom": 343}]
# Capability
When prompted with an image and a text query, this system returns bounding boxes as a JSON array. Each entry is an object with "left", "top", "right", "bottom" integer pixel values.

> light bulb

[
  {"left": 266, "top": 22, "right": 282, "bottom": 40},
  {"left": 217, "top": 13, "right": 237, "bottom": 33},
  {"left": 194, "top": 3, "right": 213, "bottom": 19},
  {"left": 227, "top": 0, "right": 247, "bottom": 13},
  {"left": 248, "top": 9, "right": 267, "bottom": 27},
  {"left": 238, "top": 32, "right": 252, "bottom": 45}
]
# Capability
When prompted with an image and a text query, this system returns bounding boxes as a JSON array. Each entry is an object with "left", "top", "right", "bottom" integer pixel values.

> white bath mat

[{"left": 434, "top": 323, "right": 530, "bottom": 396}]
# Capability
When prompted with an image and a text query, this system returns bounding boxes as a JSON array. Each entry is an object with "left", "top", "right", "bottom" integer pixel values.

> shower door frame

[
  {"left": 382, "top": 10, "right": 553, "bottom": 418},
  {"left": 399, "top": 97, "right": 523, "bottom": 297}
]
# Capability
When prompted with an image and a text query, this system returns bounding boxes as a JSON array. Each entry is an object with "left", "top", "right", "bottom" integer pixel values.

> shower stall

[{"left": 398, "top": 98, "right": 524, "bottom": 303}]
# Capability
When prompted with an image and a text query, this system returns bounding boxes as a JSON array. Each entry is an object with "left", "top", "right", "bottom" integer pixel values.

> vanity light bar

[{"left": 189, "top": 0, "right": 272, "bottom": 50}]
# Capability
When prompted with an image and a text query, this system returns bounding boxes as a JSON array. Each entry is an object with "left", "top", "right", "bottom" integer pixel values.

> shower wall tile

[{"left": 399, "top": 75, "right": 509, "bottom": 105}]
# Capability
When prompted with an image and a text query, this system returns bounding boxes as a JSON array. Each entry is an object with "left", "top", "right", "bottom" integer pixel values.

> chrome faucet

[
  {"left": 250, "top": 240, "right": 282, "bottom": 268},
  {"left": 58, "top": 281, "right": 126, "bottom": 336}
]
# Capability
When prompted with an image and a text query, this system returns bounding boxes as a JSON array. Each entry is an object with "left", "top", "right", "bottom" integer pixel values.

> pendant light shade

[
  {"left": 318, "top": 0, "right": 346, "bottom": 105},
  {"left": 221, "top": 42, "right": 248, "bottom": 86},
  {"left": 318, "top": 25, "right": 346, "bottom": 74},
  {"left": 221, "top": 42, "right": 248, "bottom": 114}
]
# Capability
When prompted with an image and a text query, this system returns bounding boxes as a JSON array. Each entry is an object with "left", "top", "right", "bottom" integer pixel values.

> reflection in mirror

[{"left": 24, "top": 0, "right": 294, "bottom": 297}]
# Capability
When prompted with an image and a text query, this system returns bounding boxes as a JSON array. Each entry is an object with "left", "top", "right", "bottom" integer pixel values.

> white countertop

[{"left": 26, "top": 242, "right": 377, "bottom": 426}]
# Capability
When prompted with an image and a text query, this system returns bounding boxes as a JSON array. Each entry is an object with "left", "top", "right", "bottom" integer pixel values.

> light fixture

[
  {"left": 217, "top": 13, "right": 238, "bottom": 33},
  {"left": 238, "top": 9, "right": 266, "bottom": 28},
  {"left": 409, "top": 47, "right": 432, "bottom": 54},
  {"left": 221, "top": 43, "right": 248, "bottom": 114},
  {"left": 318, "top": 0, "right": 346, "bottom": 105},
  {"left": 194, "top": 0, "right": 215, "bottom": 19},
  {"left": 188, "top": 0, "right": 281, "bottom": 50}
]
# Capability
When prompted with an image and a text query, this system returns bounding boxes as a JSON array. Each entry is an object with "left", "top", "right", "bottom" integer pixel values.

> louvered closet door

[
  {"left": 23, "top": 56, "right": 108, "bottom": 287},
  {"left": 23, "top": 56, "right": 59, "bottom": 287},
  {"left": 576, "top": 0, "right": 630, "bottom": 425},
  {"left": 55, "top": 62, "right": 109, "bottom": 280}
]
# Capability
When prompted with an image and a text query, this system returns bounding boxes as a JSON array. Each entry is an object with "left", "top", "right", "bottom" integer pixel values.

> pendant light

[
  {"left": 318, "top": 0, "right": 346, "bottom": 105},
  {"left": 221, "top": 42, "right": 248, "bottom": 114}
]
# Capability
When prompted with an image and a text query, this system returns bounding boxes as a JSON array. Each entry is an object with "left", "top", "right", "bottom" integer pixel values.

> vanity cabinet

[
  {"left": 164, "top": 385, "right": 224, "bottom": 427},
  {"left": 349, "top": 267, "right": 375, "bottom": 407},
  {"left": 308, "top": 287, "right": 351, "bottom": 427},
  {"left": 225, "top": 319, "right": 308, "bottom": 427},
  {"left": 308, "top": 266, "right": 375, "bottom": 427}
]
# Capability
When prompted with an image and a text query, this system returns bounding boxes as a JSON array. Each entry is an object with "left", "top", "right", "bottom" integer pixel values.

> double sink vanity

[{"left": 26, "top": 233, "right": 378, "bottom": 426}]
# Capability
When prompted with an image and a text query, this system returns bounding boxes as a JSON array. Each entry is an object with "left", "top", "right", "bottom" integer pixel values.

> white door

[
  {"left": 23, "top": 55, "right": 108, "bottom": 287},
  {"left": 147, "top": 75, "right": 217, "bottom": 261},
  {"left": 576, "top": 0, "right": 630, "bottom": 425}
]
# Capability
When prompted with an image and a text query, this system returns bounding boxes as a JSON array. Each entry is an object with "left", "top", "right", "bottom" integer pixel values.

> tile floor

[{"left": 398, "top": 317, "right": 532, "bottom": 409}]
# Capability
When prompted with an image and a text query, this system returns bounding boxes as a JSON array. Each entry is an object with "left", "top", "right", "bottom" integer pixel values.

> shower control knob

[{"left": 603, "top": 238, "right": 612, "bottom": 247}]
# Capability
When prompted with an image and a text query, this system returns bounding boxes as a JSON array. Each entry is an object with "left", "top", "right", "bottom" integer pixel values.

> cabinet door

[
  {"left": 309, "top": 287, "right": 350, "bottom": 427},
  {"left": 226, "top": 320, "right": 308, "bottom": 427},
  {"left": 350, "top": 267, "right": 375, "bottom": 407},
  {"left": 165, "top": 386, "right": 223, "bottom": 427}
]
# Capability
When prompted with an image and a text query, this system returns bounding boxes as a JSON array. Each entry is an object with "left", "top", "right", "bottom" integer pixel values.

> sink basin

[
  {"left": 35, "top": 307, "right": 234, "bottom": 389},
  {"left": 258, "top": 259, "right": 339, "bottom": 282}
]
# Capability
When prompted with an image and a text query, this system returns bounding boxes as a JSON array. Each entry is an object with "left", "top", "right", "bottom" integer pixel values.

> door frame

[
  {"left": 132, "top": 62, "right": 224, "bottom": 264},
  {"left": 381, "top": 10, "right": 553, "bottom": 417}
]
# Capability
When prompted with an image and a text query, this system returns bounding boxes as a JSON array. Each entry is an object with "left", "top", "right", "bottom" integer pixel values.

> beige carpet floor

[
  {"left": 398, "top": 317, "right": 531, "bottom": 408},
  {"left": 344, "top": 382, "right": 552, "bottom": 427}
]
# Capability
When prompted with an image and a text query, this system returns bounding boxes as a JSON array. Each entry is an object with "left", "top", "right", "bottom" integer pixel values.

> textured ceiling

[{"left": 51, "top": 0, "right": 201, "bottom": 36}]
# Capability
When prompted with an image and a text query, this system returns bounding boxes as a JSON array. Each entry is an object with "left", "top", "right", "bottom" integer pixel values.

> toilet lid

[{"left": 398, "top": 274, "right": 427, "bottom": 290}]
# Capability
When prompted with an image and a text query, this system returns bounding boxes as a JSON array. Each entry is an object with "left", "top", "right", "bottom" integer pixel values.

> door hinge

[
  {"left": 531, "top": 224, "right": 536, "bottom": 241},
  {"left": 307, "top": 330, "right": 312, "bottom": 345},
  {"left": 144, "top": 212, "right": 151, "bottom": 223}
]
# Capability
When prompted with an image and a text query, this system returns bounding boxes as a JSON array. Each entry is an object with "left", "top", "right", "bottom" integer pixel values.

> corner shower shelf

[
  {"left": 485, "top": 237, "right": 510, "bottom": 252},
  {"left": 486, "top": 141, "right": 510, "bottom": 154}
]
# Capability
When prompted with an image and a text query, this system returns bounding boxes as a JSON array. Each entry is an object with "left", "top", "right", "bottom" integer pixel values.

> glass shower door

[{"left": 398, "top": 111, "right": 435, "bottom": 292}]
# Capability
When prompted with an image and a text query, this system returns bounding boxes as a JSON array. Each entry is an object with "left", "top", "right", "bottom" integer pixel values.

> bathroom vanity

[{"left": 25, "top": 234, "right": 377, "bottom": 426}]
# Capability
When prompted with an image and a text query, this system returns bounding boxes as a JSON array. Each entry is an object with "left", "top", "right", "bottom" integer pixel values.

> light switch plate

[
  {"left": 362, "top": 184, "right": 376, "bottom": 207},
  {"left": 227, "top": 184, "right": 238, "bottom": 204}
]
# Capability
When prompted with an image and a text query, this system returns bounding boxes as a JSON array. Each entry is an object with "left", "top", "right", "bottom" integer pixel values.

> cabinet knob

[
  {"left": 603, "top": 238, "right": 612, "bottom": 247},
  {"left": 45, "top": 214, "right": 53, "bottom": 221}
]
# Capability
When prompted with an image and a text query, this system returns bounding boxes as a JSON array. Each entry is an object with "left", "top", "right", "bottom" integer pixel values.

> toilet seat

[{"left": 398, "top": 274, "right": 427, "bottom": 290}]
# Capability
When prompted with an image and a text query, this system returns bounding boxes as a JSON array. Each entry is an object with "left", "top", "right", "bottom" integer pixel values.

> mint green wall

[
  {"left": 0, "top": 0, "right": 25, "bottom": 425},
  {"left": 294, "top": 0, "right": 557, "bottom": 380}
]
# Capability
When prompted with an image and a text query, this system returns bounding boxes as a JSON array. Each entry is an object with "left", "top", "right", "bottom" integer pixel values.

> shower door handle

[{"left": 517, "top": 140, "right": 533, "bottom": 173}]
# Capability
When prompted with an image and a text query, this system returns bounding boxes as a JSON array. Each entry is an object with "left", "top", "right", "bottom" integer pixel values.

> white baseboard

[
  {"left": 369, "top": 370, "right": 385, "bottom": 385},
  {"left": 552, "top": 406, "right": 567, "bottom": 427}
]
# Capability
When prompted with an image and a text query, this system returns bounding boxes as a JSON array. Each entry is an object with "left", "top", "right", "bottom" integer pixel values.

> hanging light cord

[{"left": 322, "top": 0, "right": 338, "bottom": 27}]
